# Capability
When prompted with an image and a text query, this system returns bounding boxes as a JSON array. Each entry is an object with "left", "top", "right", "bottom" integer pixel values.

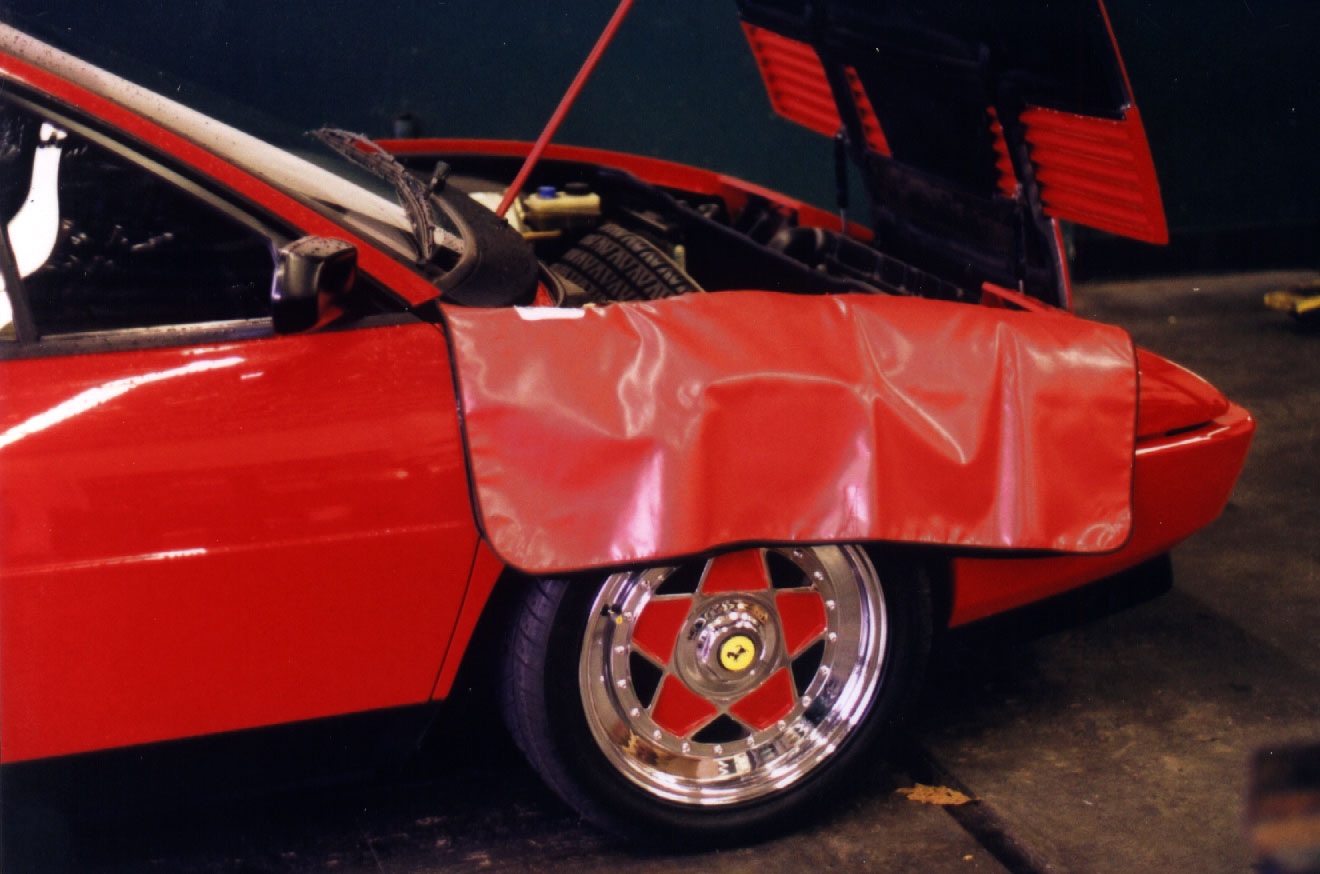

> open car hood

[{"left": 737, "top": 0, "right": 1167, "bottom": 304}]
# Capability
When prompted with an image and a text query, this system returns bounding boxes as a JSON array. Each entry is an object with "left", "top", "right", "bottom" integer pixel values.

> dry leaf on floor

[{"left": 895, "top": 783, "right": 975, "bottom": 806}]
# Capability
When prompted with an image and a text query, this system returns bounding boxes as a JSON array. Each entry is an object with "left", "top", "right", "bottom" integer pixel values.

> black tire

[
  {"left": 500, "top": 546, "right": 931, "bottom": 845},
  {"left": 552, "top": 222, "right": 701, "bottom": 305}
]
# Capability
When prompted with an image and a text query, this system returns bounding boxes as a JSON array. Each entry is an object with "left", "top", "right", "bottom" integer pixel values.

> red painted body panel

[
  {"left": 1022, "top": 105, "right": 1169, "bottom": 245},
  {"left": 1020, "top": 1, "right": 1171, "bottom": 245},
  {"left": 0, "top": 323, "right": 478, "bottom": 762},
  {"left": 443, "top": 292, "right": 1138, "bottom": 574},
  {"left": 951, "top": 402, "right": 1253, "bottom": 625},
  {"left": 430, "top": 541, "right": 505, "bottom": 700},
  {"left": 839, "top": 67, "right": 892, "bottom": 157},
  {"left": 1134, "top": 348, "right": 1230, "bottom": 437},
  {"left": 739, "top": 23, "right": 843, "bottom": 139},
  {"left": 738, "top": 24, "right": 892, "bottom": 158},
  {"left": 842, "top": 66, "right": 891, "bottom": 156},
  {"left": 988, "top": 108, "right": 1020, "bottom": 199}
]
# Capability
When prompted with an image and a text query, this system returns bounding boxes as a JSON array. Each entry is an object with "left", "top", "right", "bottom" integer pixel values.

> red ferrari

[{"left": 0, "top": 0, "right": 1252, "bottom": 843}]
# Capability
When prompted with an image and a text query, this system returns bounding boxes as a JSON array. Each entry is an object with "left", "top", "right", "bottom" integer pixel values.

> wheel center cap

[
  {"left": 719, "top": 634, "right": 756, "bottom": 672},
  {"left": 672, "top": 597, "right": 780, "bottom": 698}
]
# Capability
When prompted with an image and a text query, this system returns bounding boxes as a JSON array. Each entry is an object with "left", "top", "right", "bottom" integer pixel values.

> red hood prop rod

[{"left": 495, "top": 0, "right": 636, "bottom": 218}]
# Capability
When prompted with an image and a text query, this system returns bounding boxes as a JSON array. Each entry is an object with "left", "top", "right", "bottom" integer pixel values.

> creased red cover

[{"left": 443, "top": 292, "right": 1136, "bottom": 574}]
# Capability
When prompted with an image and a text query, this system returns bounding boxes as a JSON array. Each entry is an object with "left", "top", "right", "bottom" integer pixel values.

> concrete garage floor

[{"left": 4, "top": 271, "right": 1319, "bottom": 873}]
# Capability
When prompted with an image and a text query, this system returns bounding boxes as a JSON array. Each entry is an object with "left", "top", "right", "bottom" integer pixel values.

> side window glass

[
  {"left": 0, "top": 281, "right": 14, "bottom": 341},
  {"left": 0, "top": 97, "right": 274, "bottom": 337}
]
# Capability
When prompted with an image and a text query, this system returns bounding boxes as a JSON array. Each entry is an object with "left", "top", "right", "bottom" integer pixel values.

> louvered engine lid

[{"left": 736, "top": 0, "right": 1168, "bottom": 248}]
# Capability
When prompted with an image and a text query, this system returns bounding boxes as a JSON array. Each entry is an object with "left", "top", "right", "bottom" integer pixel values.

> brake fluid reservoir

[{"left": 522, "top": 185, "right": 602, "bottom": 231}]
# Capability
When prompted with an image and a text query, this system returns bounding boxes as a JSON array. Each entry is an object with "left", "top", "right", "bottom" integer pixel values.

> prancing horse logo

[{"left": 719, "top": 634, "right": 756, "bottom": 672}]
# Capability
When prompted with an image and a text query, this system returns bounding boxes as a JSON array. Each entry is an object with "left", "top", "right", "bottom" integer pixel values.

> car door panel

[{"left": 0, "top": 321, "right": 476, "bottom": 762}]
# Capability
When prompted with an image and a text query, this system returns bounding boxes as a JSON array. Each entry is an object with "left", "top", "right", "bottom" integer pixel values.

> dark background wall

[{"left": 2, "top": 0, "right": 1316, "bottom": 276}]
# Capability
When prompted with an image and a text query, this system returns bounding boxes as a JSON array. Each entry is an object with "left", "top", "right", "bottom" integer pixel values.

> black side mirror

[{"left": 271, "top": 236, "right": 357, "bottom": 334}]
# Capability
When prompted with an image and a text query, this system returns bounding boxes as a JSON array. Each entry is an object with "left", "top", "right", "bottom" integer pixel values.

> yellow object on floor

[{"left": 1265, "top": 280, "right": 1320, "bottom": 321}]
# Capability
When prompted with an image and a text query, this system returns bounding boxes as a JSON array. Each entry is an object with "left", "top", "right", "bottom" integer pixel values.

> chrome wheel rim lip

[{"left": 579, "top": 545, "right": 888, "bottom": 807}]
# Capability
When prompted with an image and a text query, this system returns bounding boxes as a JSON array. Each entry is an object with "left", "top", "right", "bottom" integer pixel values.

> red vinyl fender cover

[{"left": 442, "top": 291, "right": 1137, "bottom": 574}]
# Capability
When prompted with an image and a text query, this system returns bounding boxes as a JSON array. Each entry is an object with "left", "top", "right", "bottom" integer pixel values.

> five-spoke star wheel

[
  {"left": 501, "top": 543, "right": 930, "bottom": 841},
  {"left": 581, "top": 545, "right": 885, "bottom": 805}
]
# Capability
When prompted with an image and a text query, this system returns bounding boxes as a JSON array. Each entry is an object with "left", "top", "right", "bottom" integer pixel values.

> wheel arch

[
  {"left": 435, "top": 540, "right": 953, "bottom": 705},
  {"left": 858, "top": 544, "right": 953, "bottom": 633}
]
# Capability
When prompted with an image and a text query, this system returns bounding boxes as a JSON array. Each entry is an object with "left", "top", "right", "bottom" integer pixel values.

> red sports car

[{"left": 0, "top": 0, "right": 1252, "bottom": 843}]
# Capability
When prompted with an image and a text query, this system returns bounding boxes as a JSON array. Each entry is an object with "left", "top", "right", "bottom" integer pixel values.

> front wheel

[{"left": 501, "top": 545, "right": 931, "bottom": 843}]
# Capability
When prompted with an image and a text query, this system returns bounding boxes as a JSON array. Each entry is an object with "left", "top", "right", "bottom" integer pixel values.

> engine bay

[{"left": 404, "top": 152, "right": 981, "bottom": 310}]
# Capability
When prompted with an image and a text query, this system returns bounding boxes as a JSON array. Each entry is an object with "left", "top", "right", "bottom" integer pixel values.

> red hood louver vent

[
  {"left": 740, "top": 23, "right": 841, "bottom": 138},
  {"left": 741, "top": 23, "right": 891, "bottom": 156},
  {"left": 1023, "top": 105, "right": 1168, "bottom": 244}
]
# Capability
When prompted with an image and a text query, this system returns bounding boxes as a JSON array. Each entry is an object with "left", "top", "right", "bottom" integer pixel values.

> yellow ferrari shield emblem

[{"left": 719, "top": 635, "right": 756, "bottom": 672}]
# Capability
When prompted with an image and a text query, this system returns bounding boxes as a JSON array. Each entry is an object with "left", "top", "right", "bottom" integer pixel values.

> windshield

[
  {"left": 286, "top": 148, "right": 422, "bottom": 264},
  {"left": 0, "top": 23, "right": 466, "bottom": 275},
  {"left": 310, "top": 127, "right": 463, "bottom": 267}
]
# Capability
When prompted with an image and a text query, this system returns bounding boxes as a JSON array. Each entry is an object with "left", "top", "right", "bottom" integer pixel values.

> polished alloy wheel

[
  {"left": 502, "top": 543, "right": 929, "bottom": 841},
  {"left": 578, "top": 545, "right": 887, "bottom": 806}
]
